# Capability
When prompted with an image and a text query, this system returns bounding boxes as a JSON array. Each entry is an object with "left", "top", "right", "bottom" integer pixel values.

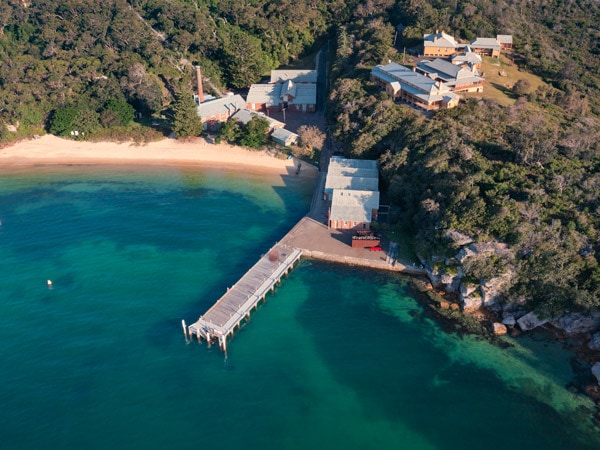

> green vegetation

[
  {"left": 218, "top": 116, "right": 271, "bottom": 149},
  {"left": 172, "top": 91, "right": 203, "bottom": 138},
  {"left": 0, "top": 0, "right": 359, "bottom": 140},
  {"left": 327, "top": 0, "right": 600, "bottom": 315}
]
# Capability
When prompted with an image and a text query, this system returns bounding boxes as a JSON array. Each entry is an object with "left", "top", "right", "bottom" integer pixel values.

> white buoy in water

[{"left": 47, "top": 280, "right": 53, "bottom": 287}]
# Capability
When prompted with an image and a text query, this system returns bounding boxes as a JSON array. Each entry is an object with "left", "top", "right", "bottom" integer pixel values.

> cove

[{"left": 0, "top": 165, "right": 598, "bottom": 450}]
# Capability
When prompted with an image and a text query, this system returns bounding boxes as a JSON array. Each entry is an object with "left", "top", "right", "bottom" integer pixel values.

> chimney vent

[{"left": 196, "top": 66, "right": 205, "bottom": 104}]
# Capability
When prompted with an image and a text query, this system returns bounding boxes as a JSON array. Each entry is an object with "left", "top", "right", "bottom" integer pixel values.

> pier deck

[{"left": 188, "top": 244, "right": 302, "bottom": 350}]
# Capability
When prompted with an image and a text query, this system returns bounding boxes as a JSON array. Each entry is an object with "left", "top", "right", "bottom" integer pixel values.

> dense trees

[
  {"left": 327, "top": 1, "right": 600, "bottom": 314},
  {"left": 172, "top": 91, "right": 203, "bottom": 138},
  {"left": 0, "top": 0, "right": 357, "bottom": 138}
]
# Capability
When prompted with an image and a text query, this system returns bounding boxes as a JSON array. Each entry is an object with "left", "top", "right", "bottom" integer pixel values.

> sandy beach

[{"left": 0, "top": 135, "right": 310, "bottom": 176}]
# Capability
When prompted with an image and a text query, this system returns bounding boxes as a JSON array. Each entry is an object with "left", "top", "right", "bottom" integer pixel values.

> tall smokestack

[{"left": 196, "top": 66, "right": 204, "bottom": 104}]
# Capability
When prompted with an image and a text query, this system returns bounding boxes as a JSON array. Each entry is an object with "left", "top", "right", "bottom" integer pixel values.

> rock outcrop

[
  {"left": 460, "top": 283, "right": 482, "bottom": 311},
  {"left": 517, "top": 311, "right": 549, "bottom": 331},
  {"left": 493, "top": 322, "right": 508, "bottom": 335},
  {"left": 592, "top": 363, "right": 600, "bottom": 386},
  {"left": 551, "top": 313, "right": 600, "bottom": 335},
  {"left": 589, "top": 333, "right": 600, "bottom": 351}
]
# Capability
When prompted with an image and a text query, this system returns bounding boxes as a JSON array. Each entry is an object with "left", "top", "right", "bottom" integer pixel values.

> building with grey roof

[
  {"left": 451, "top": 46, "right": 483, "bottom": 69},
  {"left": 270, "top": 70, "right": 318, "bottom": 84},
  {"left": 271, "top": 128, "right": 298, "bottom": 147},
  {"left": 329, "top": 190, "right": 380, "bottom": 230},
  {"left": 371, "top": 62, "right": 460, "bottom": 111},
  {"left": 417, "top": 58, "right": 484, "bottom": 93},
  {"left": 423, "top": 30, "right": 458, "bottom": 57},
  {"left": 496, "top": 35, "right": 513, "bottom": 50},
  {"left": 247, "top": 79, "right": 316, "bottom": 113},
  {"left": 246, "top": 69, "right": 317, "bottom": 114},
  {"left": 324, "top": 157, "right": 380, "bottom": 231},
  {"left": 231, "top": 109, "right": 284, "bottom": 130},
  {"left": 470, "top": 37, "right": 502, "bottom": 57},
  {"left": 196, "top": 94, "right": 247, "bottom": 131}
]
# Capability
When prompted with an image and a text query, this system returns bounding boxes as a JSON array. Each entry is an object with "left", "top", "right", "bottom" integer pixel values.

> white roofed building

[
  {"left": 247, "top": 70, "right": 317, "bottom": 113},
  {"left": 371, "top": 62, "right": 460, "bottom": 111},
  {"left": 270, "top": 70, "right": 318, "bottom": 84},
  {"left": 470, "top": 37, "right": 502, "bottom": 57},
  {"left": 329, "top": 190, "right": 380, "bottom": 231},
  {"left": 324, "top": 156, "right": 380, "bottom": 231},
  {"left": 196, "top": 94, "right": 247, "bottom": 131}
]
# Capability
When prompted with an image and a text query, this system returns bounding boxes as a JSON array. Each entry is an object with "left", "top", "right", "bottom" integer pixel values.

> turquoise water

[{"left": 0, "top": 165, "right": 599, "bottom": 450}]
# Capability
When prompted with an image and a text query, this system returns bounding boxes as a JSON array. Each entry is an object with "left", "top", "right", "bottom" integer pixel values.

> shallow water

[{"left": 0, "top": 165, "right": 598, "bottom": 450}]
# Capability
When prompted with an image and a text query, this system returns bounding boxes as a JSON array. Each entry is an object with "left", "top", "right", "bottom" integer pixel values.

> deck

[{"left": 187, "top": 244, "right": 302, "bottom": 351}]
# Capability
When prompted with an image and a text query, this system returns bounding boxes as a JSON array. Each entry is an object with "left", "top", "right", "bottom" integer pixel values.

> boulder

[
  {"left": 462, "top": 294, "right": 483, "bottom": 311},
  {"left": 440, "top": 271, "right": 462, "bottom": 293},
  {"left": 517, "top": 311, "right": 549, "bottom": 331},
  {"left": 480, "top": 271, "right": 513, "bottom": 307},
  {"left": 551, "top": 313, "right": 600, "bottom": 335},
  {"left": 592, "top": 363, "right": 600, "bottom": 386},
  {"left": 460, "top": 283, "right": 482, "bottom": 311},
  {"left": 502, "top": 313, "right": 516, "bottom": 327},
  {"left": 445, "top": 229, "right": 474, "bottom": 247},
  {"left": 493, "top": 322, "right": 508, "bottom": 335},
  {"left": 589, "top": 333, "right": 600, "bottom": 351}
]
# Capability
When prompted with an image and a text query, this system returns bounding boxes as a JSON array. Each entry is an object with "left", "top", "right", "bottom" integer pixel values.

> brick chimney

[{"left": 196, "top": 66, "right": 204, "bottom": 104}]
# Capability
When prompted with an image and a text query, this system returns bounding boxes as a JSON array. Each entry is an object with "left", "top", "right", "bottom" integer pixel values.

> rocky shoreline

[{"left": 408, "top": 274, "right": 600, "bottom": 427}]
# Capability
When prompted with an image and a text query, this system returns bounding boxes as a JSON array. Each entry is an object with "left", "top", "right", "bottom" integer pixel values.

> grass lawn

[{"left": 462, "top": 55, "right": 548, "bottom": 106}]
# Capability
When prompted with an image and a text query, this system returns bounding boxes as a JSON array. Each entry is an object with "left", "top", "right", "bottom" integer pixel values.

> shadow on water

[{"left": 295, "top": 261, "right": 600, "bottom": 450}]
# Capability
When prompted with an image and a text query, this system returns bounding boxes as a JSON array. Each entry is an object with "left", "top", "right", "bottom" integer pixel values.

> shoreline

[{"left": 0, "top": 135, "right": 310, "bottom": 176}]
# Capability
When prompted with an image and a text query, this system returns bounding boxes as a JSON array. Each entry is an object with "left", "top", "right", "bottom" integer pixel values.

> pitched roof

[
  {"left": 371, "top": 62, "right": 460, "bottom": 104},
  {"left": 271, "top": 128, "right": 298, "bottom": 146},
  {"left": 330, "top": 190, "right": 380, "bottom": 223},
  {"left": 246, "top": 82, "right": 317, "bottom": 106},
  {"left": 497, "top": 35, "right": 513, "bottom": 45},
  {"left": 325, "top": 157, "right": 379, "bottom": 192},
  {"left": 230, "top": 109, "right": 284, "bottom": 129},
  {"left": 470, "top": 37, "right": 501, "bottom": 50},
  {"left": 417, "top": 58, "right": 484, "bottom": 86},
  {"left": 452, "top": 47, "right": 483, "bottom": 65},
  {"left": 423, "top": 31, "right": 457, "bottom": 48},
  {"left": 270, "top": 70, "right": 318, "bottom": 84},
  {"left": 196, "top": 94, "right": 246, "bottom": 120}
]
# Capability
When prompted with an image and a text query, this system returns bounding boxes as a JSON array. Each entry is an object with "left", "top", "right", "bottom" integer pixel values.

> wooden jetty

[{"left": 187, "top": 244, "right": 302, "bottom": 351}]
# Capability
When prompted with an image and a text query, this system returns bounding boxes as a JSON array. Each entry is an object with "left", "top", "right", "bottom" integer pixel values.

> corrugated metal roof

[
  {"left": 330, "top": 190, "right": 380, "bottom": 222},
  {"left": 423, "top": 31, "right": 457, "bottom": 48},
  {"left": 246, "top": 84, "right": 279, "bottom": 106},
  {"left": 196, "top": 94, "right": 246, "bottom": 119},
  {"left": 246, "top": 83, "right": 316, "bottom": 106},
  {"left": 470, "top": 37, "right": 501, "bottom": 50},
  {"left": 270, "top": 70, "right": 318, "bottom": 83},
  {"left": 271, "top": 128, "right": 298, "bottom": 145},
  {"left": 418, "top": 58, "right": 484, "bottom": 86},
  {"left": 231, "top": 109, "right": 284, "bottom": 129},
  {"left": 371, "top": 63, "right": 460, "bottom": 104},
  {"left": 497, "top": 35, "right": 513, "bottom": 44}
]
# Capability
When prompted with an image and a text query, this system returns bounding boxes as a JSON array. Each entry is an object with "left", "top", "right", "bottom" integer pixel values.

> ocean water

[{"left": 0, "top": 165, "right": 599, "bottom": 450}]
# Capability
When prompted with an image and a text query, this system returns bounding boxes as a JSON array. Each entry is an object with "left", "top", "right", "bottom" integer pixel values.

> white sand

[{"left": 0, "top": 135, "right": 308, "bottom": 175}]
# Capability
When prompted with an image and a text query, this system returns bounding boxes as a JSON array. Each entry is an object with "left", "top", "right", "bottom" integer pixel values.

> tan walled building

[
  {"left": 371, "top": 62, "right": 460, "bottom": 111},
  {"left": 423, "top": 30, "right": 458, "bottom": 57}
]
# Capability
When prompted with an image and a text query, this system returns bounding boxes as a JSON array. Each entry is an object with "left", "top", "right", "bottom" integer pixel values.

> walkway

[{"left": 187, "top": 244, "right": 302, "bottom": 351}]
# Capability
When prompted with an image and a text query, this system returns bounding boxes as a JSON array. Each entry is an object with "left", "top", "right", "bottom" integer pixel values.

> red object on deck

[{"left": 369, "top": 246, "right": 383, "bottom": 252}]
